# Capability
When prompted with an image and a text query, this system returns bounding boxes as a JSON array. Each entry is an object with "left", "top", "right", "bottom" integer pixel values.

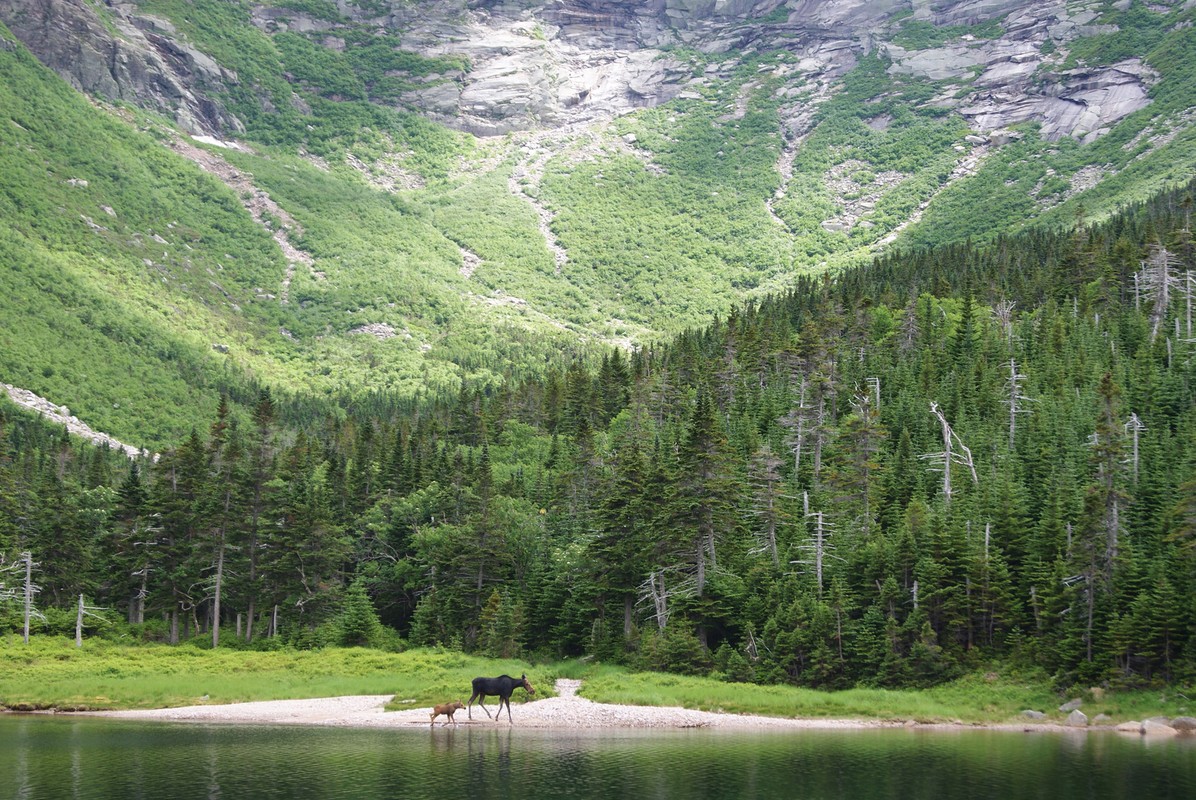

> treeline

[{"left": 3, "top": 180, "right": 1196, "bottom": 691}]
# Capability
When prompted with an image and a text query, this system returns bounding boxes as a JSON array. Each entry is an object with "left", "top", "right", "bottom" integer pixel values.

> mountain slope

[{"left": 4, "top": 1, "right": 1196, "bottom": 447}]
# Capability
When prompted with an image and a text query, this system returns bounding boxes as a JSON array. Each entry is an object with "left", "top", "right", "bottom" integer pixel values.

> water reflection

[{"left": 2, "top": 716, "right": 1195, "bottom": 800}]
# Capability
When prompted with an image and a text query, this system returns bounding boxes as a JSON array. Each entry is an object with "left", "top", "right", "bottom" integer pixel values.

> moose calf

[{"left": 430, "top": 700, "right": 466, "bottom": 728}]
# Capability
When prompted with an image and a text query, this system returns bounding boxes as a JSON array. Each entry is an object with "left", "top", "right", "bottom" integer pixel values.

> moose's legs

[{"left": 468, "top": 691, "right": 494, "bottom": 719}]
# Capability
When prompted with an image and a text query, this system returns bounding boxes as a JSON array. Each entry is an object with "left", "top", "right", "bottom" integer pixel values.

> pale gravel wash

[{"left": 82, "top": 679, "right": 901, "bottom": 731}]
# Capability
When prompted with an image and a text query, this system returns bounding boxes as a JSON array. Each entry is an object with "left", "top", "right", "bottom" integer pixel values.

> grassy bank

[
  {"left": 0, "top": 637, "right": 551, "bottom": 711},
  {"left": 2, "top": 638, "right": 1189, "bottom": 725},
  {"left": 574, "top": 665, "right": 1191, "bottom": 725}
]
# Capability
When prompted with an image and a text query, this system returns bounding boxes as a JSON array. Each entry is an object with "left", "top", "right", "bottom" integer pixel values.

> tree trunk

[
  {"left": 22, "top": 552, "right": 33, "bottom": 644},
  {"left": 136, "top": 573, "right": 146, "bottom": 625},
  {"left": 212, "top": 535, "right": 225, "bottom": 648}
]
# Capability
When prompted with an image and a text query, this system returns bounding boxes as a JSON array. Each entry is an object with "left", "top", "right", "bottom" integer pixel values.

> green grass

[
  {"left": 573, "top": 663, "right": 1191, "bottom": 725},
  {"left": 3, "top": 639, "right": 1190, "bottom": 725},
  {"left": 0, "top": 637, "right": 552, "bottom": 711}
]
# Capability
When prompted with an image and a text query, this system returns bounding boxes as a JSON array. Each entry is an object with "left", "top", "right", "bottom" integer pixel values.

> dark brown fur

[
  {"left": 467, "top": 674, "right": 535, "bottom": 723},
  {"left": 430, "top": 700, "right": 465, "bottom": 727}
]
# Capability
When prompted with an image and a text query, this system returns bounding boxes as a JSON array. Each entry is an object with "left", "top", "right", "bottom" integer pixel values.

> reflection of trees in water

[
  {"left": 6, "top": 719, "right": 1195, "bottom": 799},
  {"left": 205, "top": 739, "right": 219, "bottom": 799},
  {"left": 428, "top": 727, "right": 511, "bottom": 794}
]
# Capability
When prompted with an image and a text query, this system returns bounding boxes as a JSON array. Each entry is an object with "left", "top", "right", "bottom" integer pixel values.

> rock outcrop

[
  {"left": 0, "top": 0, "right": 241, "bottom": 135},
  {"left": 883, "top": 1, "right": 1158, "bottom": 142},
  {"left": 0, "top": 0, "right": 1174, "bottom": 143},
  {"left": 2, "top": 383, "right": 151, "bottom": 460}
]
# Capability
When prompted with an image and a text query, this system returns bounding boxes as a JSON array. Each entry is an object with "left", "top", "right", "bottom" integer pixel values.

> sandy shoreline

[{"left": 73, "top": 680, "right": 1084, "bottom": 734}]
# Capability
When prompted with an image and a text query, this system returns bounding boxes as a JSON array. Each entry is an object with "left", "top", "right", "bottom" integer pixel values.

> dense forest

[{"left": 3, "top": 177, "right": 1196, "bottom": 693}]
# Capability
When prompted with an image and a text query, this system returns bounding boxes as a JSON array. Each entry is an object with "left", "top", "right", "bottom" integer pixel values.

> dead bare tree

[
  {"left": 748, "top": 445, "right": 790, "bottom": 568},
  {"left": 865, "top": 376, "right": 881, "bottom": 415},
  {"left": 791, "top": 500, "right": 838, "bottom": 596},
  {"left": 1139, "top": 245, "right": 1182, "bottom": 341},
  {"left": 637, "top": 568, "right": 696, "bottom": 631},
  {"left": 1184, "top": 270, "right": 1194, "bottom": 340},
  {"left": 0, "top": 558, "right": 18, "bottom": 606},
  {"left": 1005, "top": 359, "right": 1034, "bottom": 451},
  {"left": 779, "top": 375, "right": 809, "bottom": 477},
  {"left": 1124, "top": 413, "right": 1146, "bottom": 484},
  {"left": 812, "top": 393, "right": 829, "bottom": 482},
  {"left": 75, "top": 595, "right": 107, "bottom": 647},
  {"left": 2, "top": 552, "right": 45, "bottom": 643},
  {"left": 921, "top": 402, "right": 978, "bottom": 504},
  {"left": 992, "top": 299, "right": 1016, "bottom": 343},
  {"left": 898, "top": 299, "right": 920, "bottom": 353}
]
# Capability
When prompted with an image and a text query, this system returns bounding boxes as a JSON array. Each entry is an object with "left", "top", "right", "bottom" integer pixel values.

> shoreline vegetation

[{"left": 2, "top": 638, "right": 1192, "bottom": 733}]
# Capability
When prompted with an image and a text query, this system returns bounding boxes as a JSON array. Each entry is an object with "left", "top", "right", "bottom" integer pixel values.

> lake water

[{"left": 2, "top": 716, "right": 1195, "bottom": 800}]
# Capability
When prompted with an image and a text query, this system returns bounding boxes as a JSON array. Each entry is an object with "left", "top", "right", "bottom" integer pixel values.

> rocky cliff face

[
  {"left": 363, "top": 0, "right": 869, "bottom": 134},
  {"left": 882, "top": 1, "right": 1158, "bottom": 142},
  {"left": 0, "top": 0, "right": 241, "bottom": 135},
  {"left": 0, "top": 0, "right": 1174, "bottom": 141}
]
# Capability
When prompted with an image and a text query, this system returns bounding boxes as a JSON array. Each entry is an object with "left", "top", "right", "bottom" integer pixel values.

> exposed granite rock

[
  {"left": 1065, "top": 710, "right": 1089, "bottom": 727},
  {"left": 2, "top": 383, "right": 151, "bottom": 460},
  {"left": 883, "top": 0, "right": 1158, "bottom": 143},
  {"left": 1170, "top": 716, "right": 1196, "bottom": 732},
  {"left": 1059, "top": 698, "right": 1083, "bottom": 713},
  {"left": 387, "top": 0, "right": 1154, "bottom": 140},
  {"left": 0, "top": 0, "right": 241, "bottom": 135},
  {"left": 0, "top": 0, "right": 1166, "bottom": 143},
  {"left": 959, "top": 60, "right": 1155, "bottom": 142}
]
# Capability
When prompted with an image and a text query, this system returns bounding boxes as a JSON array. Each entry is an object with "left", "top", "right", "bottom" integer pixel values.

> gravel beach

[{"left": 85, "top": 679, "right": 904, "bottom": 731}]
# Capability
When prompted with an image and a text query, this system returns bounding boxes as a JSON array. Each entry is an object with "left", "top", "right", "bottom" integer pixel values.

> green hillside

[
  {"left": 3, "top": 175, "right": 1194, "bottom": 692},
  {"left": 0, "top": 26, "right": 287, "bottom": 444},
  {"left": 5, "top": 0, "right": 1196, "bottom": 449}
]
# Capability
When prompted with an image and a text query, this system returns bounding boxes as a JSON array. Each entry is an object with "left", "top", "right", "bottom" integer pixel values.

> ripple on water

[{"left": 2, "top": 717, "right": 1196, "bottom": 800}]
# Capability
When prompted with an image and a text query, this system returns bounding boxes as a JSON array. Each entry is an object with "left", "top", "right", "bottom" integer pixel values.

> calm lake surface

[{"left": 3, "top": 716, "right": 1195, "bottom": 800}]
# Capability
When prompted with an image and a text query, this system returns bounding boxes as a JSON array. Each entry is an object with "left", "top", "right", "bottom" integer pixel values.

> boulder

[
  {"left": 1143, "top": 719, "right": 1179, "bottom": 736},
  {"left": 1093, "top": 714, "right": 1112, "bottom": 725},
  {"left": 1021, "top": 710, "right": 1046, "bottom": 720},
  {"left": 1059, "top": 698, "right": 1083, "bottom": 713},
  {"left": 1115, "top": 721, "right": 1144, "bottom": 734},
  {"left": 1065, "top": 710, "right": 1088, "bottom": 728},
  {"left": 1170, "top": 716, "right": 1196, "bottom": 732}
]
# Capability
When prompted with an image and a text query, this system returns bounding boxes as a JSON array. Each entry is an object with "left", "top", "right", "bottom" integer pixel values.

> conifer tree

[
  {"left": 669, "top": 387, "right": 738, "bottom": 648},
  {"left": 590, "top": 406, "right": 655, "bottom": 641},
  {"left": 113, "top": 463, "right": 152, "bottom": 623}
]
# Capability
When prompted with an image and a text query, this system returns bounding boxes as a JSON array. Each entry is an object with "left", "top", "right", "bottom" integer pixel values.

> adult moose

[{"left": 467, "top": 673, "right": 535, "bottom": 723}]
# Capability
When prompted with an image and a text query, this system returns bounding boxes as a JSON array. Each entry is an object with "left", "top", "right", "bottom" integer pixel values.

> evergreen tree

[
  {"left": 338, "top": 577, "right": 383, "bottom": 647},
  {"left": 668, "top": 387, "right": 738, "bottom": 649}
]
